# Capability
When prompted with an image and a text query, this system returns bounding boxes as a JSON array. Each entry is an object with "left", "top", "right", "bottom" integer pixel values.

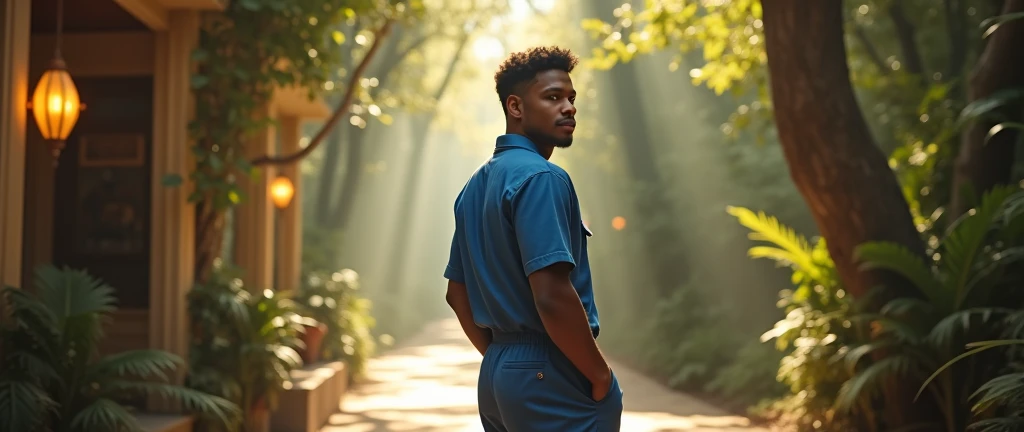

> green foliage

[
  {"left": 0, "top": 265, "right": 238, "bottom": 432},
  {"left": 728, "top": 206, "right": 864, "bottom": 431},
  {"left": 292, "top": 268, "right": 377, "bottom": 377},
  {"left": 186, "top": 261, "right": 305, "bottom": 431}
]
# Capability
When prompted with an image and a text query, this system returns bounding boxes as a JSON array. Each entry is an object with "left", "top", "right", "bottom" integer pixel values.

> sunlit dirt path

[{"left": 321, "top": 318, "right": 767, "bottom": 432}]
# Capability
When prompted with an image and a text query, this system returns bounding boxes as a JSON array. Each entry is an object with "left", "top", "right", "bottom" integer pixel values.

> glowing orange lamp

[
  {"left": 611, "top": 216, "right": 627, "bottom": 231},
  {"left": 29, "top": 0, "right": 81, "bottom": 165},
  {"left": 270, "top": 176, "right": 295, "bottom": 209}
]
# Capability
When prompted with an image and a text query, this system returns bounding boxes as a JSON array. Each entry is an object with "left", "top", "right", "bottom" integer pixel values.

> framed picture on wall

[{"left": 78, "top": 133, "right": 145, "bottom": 167}]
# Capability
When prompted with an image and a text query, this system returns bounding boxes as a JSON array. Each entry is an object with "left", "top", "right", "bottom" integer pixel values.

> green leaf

[
  {"left": 981, "top": 12, "right": 1024, "bottom": 38},
  {"left": 161, "top": 173, "right": 183, "bottom": 187},
  {"left": 916, "top": 339, "right": 1024, "bottom": 401},
  {"left": 0, "top": 379, "right": 57, "bottom": 432},
  {"left": 87, "top": 350, "right": 184, "bottom": 382},
  {"left": 836, "top": 355, "right": 917, "bottom": 413},
  {"left": 71, "top": 398, "right": 143, "bottom": 432},
  {"left": 105, "top": 381, "right": 241, "bottom": 427},
  {"left": 985, "top": 122, "right": 1024, "bottom": 145},
  {"left": 958, "top": 88, "right": 1024, "bottom": 125},
  {"left": 854, "top": 242, "right": 947, "bottom": 311},
  {"left": 238, "top": 0, "right": 261, "bottom": 11},
  {"left": 190, "top": 74, "right": 210, "bottom": 90}
]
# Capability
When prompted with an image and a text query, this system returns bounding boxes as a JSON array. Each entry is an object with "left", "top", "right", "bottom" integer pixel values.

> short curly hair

[{"left": 494, "top": 46, "right": 579, "bottom": 115}]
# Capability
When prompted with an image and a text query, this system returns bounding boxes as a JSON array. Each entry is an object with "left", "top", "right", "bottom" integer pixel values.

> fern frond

[
  {"left": 727, "top": 206, "right": 816, "bottom": 271},
  {"left": 0, "top": 379, "right": 57, "bottom": 432},
  {"left": 836, "top": 354, "right": 918, "bottom": 413},
  {"left": 841, "top": 340, "right": 901, "bottom": 376},
  {"left": 964, "top": 246, "right": 1024, "bottom": 306},
  {"left": 854, "top": 242, "right": 948, "bottom": 311},
  {"left": 87, "top": 350, "right": 183, "bottom": 382},
  {"left": 70, "top": 398, "right": 143, "bottom": 432}
]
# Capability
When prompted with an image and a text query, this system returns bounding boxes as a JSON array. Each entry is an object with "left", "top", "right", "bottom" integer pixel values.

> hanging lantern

[
  {"left": 270, "top": 176, "right": 295, "bottom": 209},
  {"left": 30, "top": 58, "right": 81, "bottom": 161}
]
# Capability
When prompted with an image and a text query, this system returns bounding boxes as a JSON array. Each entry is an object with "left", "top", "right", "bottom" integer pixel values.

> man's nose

[{"left": 561, "top": 101, "right": 576, "bottom": 116}]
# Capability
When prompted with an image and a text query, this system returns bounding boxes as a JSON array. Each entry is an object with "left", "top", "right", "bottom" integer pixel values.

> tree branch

[
  {"left": 250, "top": 19, "right": 395, "bottom": 166},
  {"left": 888, "top": 0, "right": 925, "bottom": 76}
]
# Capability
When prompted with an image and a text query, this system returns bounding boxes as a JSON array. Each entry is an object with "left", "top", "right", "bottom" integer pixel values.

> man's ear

[{"left": 506, "top": 95, "right": 524, "bottom": 119}]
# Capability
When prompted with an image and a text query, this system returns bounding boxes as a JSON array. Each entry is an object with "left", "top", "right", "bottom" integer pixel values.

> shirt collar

[{"left": 494, "top": 134, "right": 540, "bottom": 155}]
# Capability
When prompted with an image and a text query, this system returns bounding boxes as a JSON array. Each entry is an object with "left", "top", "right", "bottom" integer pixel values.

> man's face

[{"left": 519, "top": 69, "right": 577, "bottom": 148}]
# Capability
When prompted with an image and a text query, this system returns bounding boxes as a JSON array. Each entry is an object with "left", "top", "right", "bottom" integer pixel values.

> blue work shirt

[{"left": 444, "top": 134, "right": 600, "bottom": 338}]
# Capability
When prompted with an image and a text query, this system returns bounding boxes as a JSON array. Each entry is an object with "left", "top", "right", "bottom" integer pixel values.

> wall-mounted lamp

[{"left": 270, "top": 176, "right": 295, "bottom": 209}]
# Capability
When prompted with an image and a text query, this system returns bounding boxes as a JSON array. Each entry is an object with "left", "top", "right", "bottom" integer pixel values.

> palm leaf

[
  {"left": 103, "top": 381, "right": 241, "bottom": 427},
  {"left": 836, "top": 354, "right": 918, "bottom": 413},
  {"left": 881, "top": 297, "right": 935, "bottom": 317},
  {"left": 841, "top": 340, "right": 901, "bottom": 375},
  {"left": 971, "top": 372, "right": 1024, "bottom": 413},
  {"left": 33, "top": 265, "right": 116, "bottom": 349},
  {"left": 854, "top": 242, "right": 948, "bottom": 311},
  {"left": 969, "top": 416, "right": 1024, "bottom": 432},
  {"left": 927, "top": 308, "right": 1014, "bottom": 347},
  {"left": 86, "top": 350, "right": 184, "bottom": 382},
  {"left": 851, "top": 313, "right": 925, "bottom": 343},
  {"left": 964, "top": 246, "right": 1024, "bottom": 307},
  {"left": 70, "top": 397, "right": 143, "bottom": 432},
  {"left": 0, "top": 379, "right": 57, "bottom": 432},
  {"left": 917, "top": 339, "right": 1024, "bottom": 401},
  {"left": 981, "top": 12, "right": 1024, "bottom": 38},
  {"left": 940, "top": 186, "right": 1018, "bottom": 308},
  {"left": 6, "top": 351, "right": 60, "bottom": 385}
]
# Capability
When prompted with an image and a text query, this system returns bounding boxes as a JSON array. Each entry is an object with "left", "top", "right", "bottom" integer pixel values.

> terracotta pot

[{"left": 299, "top": 322, "right": 328, "bottom": 364}]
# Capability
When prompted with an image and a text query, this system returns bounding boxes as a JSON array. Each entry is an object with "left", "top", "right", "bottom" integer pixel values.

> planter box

[{"left": 270, "top": 361, "right": 349, "bottom": 432}]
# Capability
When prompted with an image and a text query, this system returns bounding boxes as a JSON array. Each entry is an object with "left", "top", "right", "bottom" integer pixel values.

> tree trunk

[
  {"left": 949, "top": 0, "right": 1024, "bottom": 217},
  {"left": 761, "top": 1, "right": 930, "bottom": 426}
]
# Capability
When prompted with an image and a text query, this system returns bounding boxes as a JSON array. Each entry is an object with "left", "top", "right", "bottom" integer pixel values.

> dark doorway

[{"left": 51, "top": 76, "right": 152, "bottom": 310}]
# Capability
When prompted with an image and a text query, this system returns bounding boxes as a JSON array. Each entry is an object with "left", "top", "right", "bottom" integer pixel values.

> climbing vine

[{"left": 161, "top": 0, "right": 420, "bottom": 281}]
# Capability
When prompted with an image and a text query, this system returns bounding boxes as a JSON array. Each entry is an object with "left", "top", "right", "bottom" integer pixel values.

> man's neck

[{"left": 503, "top": 129, "right": 554, "bottom": 160}]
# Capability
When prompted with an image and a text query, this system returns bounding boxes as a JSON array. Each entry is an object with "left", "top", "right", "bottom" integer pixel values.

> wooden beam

[{"left": 113, "top": 0, "right": 168, "bottom": 30}]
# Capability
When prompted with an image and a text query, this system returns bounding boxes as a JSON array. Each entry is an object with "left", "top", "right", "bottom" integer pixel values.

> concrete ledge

[
  {"left": 136, "top": 413, "right": 194, "bottom": 432},
  {"left": 271, "top": 361, "right": 349, "bottom": 432}
]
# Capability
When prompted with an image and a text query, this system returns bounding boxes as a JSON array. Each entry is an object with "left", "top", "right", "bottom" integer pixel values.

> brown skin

[
  {"left": 445, "top": 280, "right": 493, "bottom": 355},
  {"left": 504, "top": 69, "right": 578, "bottom": 160},
  {"left": 510, "top": 69, "right": 613, "bottom": 402}
]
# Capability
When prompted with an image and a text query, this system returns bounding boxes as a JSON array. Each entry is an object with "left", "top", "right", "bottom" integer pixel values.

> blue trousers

[{"left": 478, "top": 331, "right": 623, "bottom": 431}]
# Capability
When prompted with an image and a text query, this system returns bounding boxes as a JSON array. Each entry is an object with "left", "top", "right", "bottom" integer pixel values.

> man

[{"left": 443, "top": 46, "right": 623, "bottom": 432}]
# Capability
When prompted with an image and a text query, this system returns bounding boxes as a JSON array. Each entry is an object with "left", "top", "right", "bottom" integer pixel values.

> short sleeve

[
  {"left": 511, "top": 172, "right": 576, "bottom": 276},
  {"left": 444, "top": 224, "right": 466, "bottom": 283}
]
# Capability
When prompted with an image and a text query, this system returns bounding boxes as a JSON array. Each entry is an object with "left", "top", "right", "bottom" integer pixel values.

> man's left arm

[
  {"left": 446, "top": 279, "right": 492, "bottom": 355},
  {"left": 444, "top": 226, "right": 492, "bottom": 355}
]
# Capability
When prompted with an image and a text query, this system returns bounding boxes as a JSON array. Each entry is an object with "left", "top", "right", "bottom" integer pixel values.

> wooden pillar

[
  {"left": 0, "top": 0, "right": 30, "bottom": 290},
  {"left": 149, "top": 10, "right": 198, "bottom": 400},
  {"left": 276, "top": 116, "right": 302, "bottom": 290},
  {"left": 234, "top": 106, "right": 276, "bottom": 292}
]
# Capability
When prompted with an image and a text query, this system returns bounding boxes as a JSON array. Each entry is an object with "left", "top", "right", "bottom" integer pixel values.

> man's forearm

[
  {"left": 446, "top": 281, "right": 492, "bottom": 355},
  {"left": 534, "top": 283, "right": 610, "bottom": 385}
]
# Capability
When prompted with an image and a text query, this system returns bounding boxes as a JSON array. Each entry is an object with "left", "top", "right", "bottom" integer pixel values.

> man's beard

[{"left": 525, "top": 127, "right": 573, "bottom": 148}]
